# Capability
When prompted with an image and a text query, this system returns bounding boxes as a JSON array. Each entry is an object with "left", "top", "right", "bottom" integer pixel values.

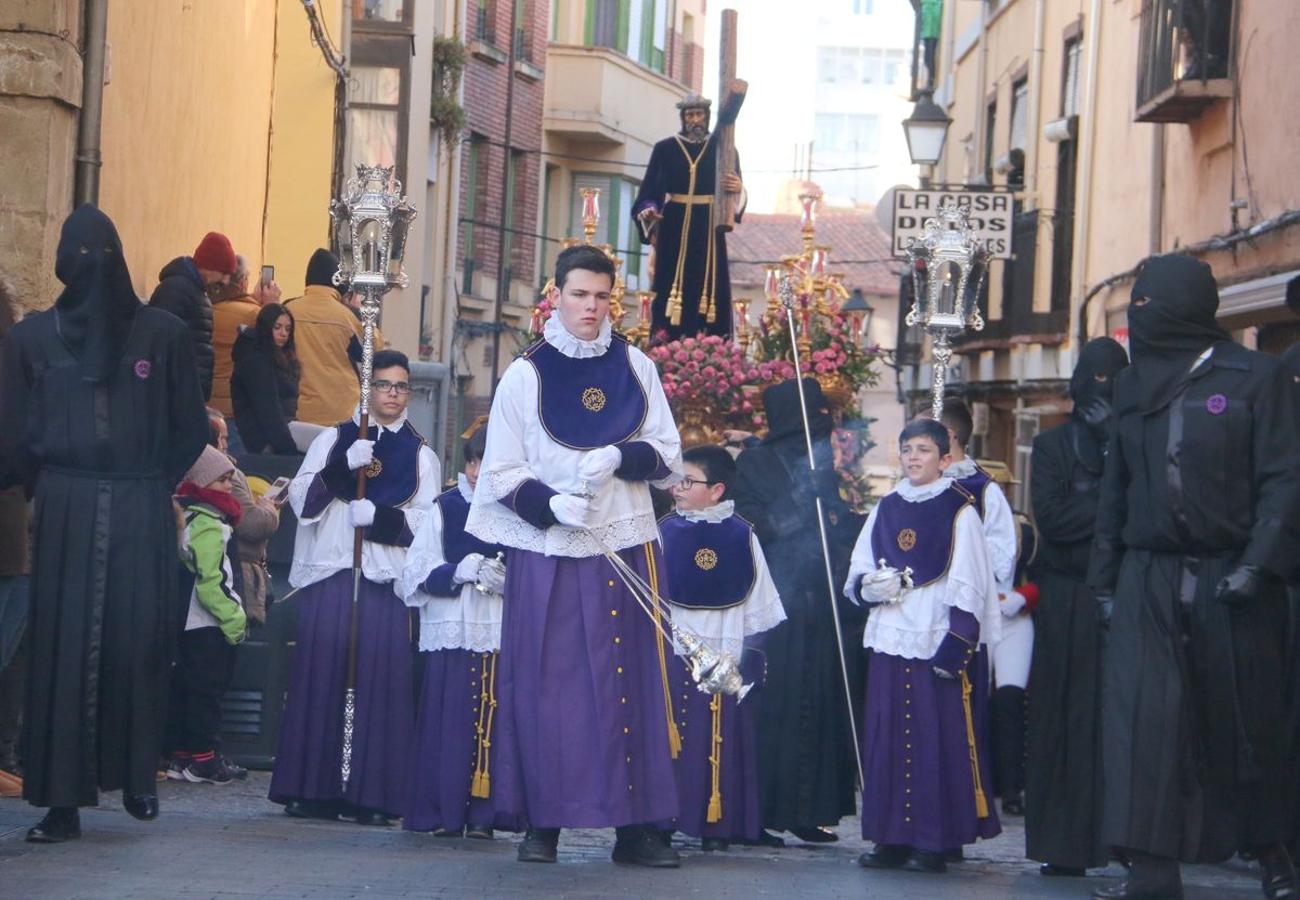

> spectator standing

[
  {"left": 211, "top": 255, "right": 281, "bottom": 421},
  {"left": 287, "top": 249, "right": 381, "bottom": 426},
  {"left": 231, "top": 303, "right": 300, "bottom": 456},
  {"left": 149, "top": 231, "right": 238, "bottom": 402}
]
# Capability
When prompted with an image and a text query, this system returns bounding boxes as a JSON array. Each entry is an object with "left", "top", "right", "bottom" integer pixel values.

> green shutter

[
  {"left": 616, "top": 0, "right": 630, "bottom": 54},
  {"left": 640, "top": 0, "right": 655, "bottom": 65}
]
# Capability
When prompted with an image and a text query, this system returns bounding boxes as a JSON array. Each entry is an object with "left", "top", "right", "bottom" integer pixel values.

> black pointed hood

[{"left": 54, "top": 205, "right": 141, "bottom": 382}]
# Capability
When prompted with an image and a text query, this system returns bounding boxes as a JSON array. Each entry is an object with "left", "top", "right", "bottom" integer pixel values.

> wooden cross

[{"left": 714, "top": 8, "right": 748, "bottom": 233}]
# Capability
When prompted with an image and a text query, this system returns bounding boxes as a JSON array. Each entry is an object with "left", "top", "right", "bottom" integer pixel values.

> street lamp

[
  {"left": 840, "top": 287, "right": 874, "bottom": 345},
  {"left": 902, "top": 90, "right": 952, "bottom": 168}
]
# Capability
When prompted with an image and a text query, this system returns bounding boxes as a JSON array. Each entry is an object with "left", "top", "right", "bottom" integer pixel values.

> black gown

[
  {"left": 0, "top": 306, "right": 208, "bottom": 807},
  {"left": 732, "top": 428, "right": 864, "bottom": 831},
  {"left": 1088, "top": 341, "right": 1300, "bottom": 862},
  {"left": 632, "top": 133, "right": 742, "bottom": 341},
  {"left": 1024, "top": 420, "right": 1106, "bottom": 869}
]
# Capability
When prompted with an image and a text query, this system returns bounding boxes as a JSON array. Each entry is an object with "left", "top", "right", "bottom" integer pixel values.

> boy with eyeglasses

[
  {"left": 269, "top": 349, "right": 439, "bottom": 827},
  {"left": 659, "top": 445, "right": 785, "bottom": 851}
]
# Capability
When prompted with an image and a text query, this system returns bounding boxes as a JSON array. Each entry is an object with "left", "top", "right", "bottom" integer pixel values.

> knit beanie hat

[
  {"left": 193, "top": 232, "right": 237, "bottom": 274},
  {"left": 305, "top": 248, "right": 340, "bottom": 288},
  {"left": 185, "top": 445, "right": 235, "bottom": 488}
]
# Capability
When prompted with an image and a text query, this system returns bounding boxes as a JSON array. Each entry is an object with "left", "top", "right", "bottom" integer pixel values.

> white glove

[
  {"left": 999, "top": 590, "right": 1027, "bottom": 617},
  {"left": 861, "top": 572, "right": 904, "bottom": 605},
  {"left": 346, "top": 439, "right": 375, "bottom": 471},
  {"left": 454, "top": 553, "right": 485, "bottom": 585},
  {"left": 477, "top": 557, "right": 507, "bottom": 595},
  {"left": 577, "top": 445, "right": 622, "bottom": 490},
  {"left": 348, "top": 499, "right": 376, "bottom": 528},
  {"left": 549, "top": 494, "right": 591, "bottom": 528}
]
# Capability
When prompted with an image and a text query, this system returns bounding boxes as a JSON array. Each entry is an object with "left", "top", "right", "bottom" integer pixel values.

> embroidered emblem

[
  {"left": 581, "top": 387, "right": 607, "bottom": 412},
  {"left": 694, "top": 548, "right": 718, "bottom": 571},
  {"left": 1205, "top": 393, "right": 1227, "bottom": 415},
  {"left": 897, "top": 528, "right": 918, "bottom": 552},
  {"left": 133, "top": 359, "right": 152, "bottom": 380},
  {"left": 365, "top": 458, "right": 384, "bottom": 478}
]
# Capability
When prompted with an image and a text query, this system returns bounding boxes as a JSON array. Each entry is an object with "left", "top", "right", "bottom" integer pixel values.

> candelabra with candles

[
  {"left": 903, "top": 200, "right": 990, "bottom": 420},
  {"left": 529, "top": 187, "right": 652, "bottom": 344}
]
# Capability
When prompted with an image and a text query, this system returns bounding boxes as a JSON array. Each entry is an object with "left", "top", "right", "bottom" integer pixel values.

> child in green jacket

[{"left": 169, "top": 445, "right": 248, "bottom": 784}]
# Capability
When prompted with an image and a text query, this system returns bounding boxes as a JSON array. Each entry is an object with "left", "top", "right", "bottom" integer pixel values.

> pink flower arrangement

[{"left": 649, "top": 334, "right": 763, "bottom": 426}]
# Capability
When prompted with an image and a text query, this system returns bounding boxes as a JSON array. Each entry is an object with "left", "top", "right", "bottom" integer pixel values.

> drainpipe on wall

[
  {"left": 74, "top": 0, "right": 109, "bottom": 206},
  {"left": 1068, "top": 0, "right": 1104, "bottom": 351},
  {"left": 972, "top": 0, "right": 990, "bottom": 186},
  {"left": 1024, "top": 0, "right": 1046, "bottom": 205}
]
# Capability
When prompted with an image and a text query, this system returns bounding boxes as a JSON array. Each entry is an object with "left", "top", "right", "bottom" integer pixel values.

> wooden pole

[{"left": 714, "top": 9, "right": 748, "bottom": 233}]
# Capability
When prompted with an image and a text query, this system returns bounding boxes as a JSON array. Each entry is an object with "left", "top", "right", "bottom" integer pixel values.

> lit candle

[
  {"left": 735, "top": 299, "right": 749, "bottom": 333},
  {"left": 581, "top": 188, "right": 601, "bottom": 230},
  {"left": 638, "top": 291, "right": 651, "bottom": 323},
  {"left": 530, "top": 306, "right": 542, "bottom": 334}
]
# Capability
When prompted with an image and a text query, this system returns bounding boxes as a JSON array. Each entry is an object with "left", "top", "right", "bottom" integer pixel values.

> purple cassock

[
  {"left": 269, "top": 417, "right": 435, "bottom": 818},
  {"left": 854, "top": 484, "right": 1001, "bottom": 852}
]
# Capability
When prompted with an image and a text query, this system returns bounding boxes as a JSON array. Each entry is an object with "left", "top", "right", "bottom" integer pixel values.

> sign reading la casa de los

[{"left": 891, "top": 189, "right": 1014, "bottom": 260}]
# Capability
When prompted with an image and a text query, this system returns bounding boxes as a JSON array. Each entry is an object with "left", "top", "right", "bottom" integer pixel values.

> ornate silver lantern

[
  {"left": 328, "top": 164, "right": 417, "bottom": 790},
  {"left": 904, "top": 201, "right": 990, "bottom": 419}
]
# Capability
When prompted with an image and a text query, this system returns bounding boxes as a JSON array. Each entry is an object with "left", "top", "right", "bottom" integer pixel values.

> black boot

[
  {"left": 990, "top": 685, "right": 1026, "bottom": 815},
  {"left": 123, "top": 793, "right": 159, "bottom": 821},
  {"left": 284, "top": 799, "right": 341, "bottom": 821},
  {"left": 612, "top": 825, "right": 681, "bottom": 868},
  {"left": 517, "top": 827, "right": 560, "bottom": 863},
  {"left": 26, "top": 807, "right": 81, "bottom": 843},
  {"left": 1092, "top": 849, "right": 1183, "bottom": 899},
  {"left": 1256, "top": 844, "right": 1298, "bottom": 900},
  {"left": 858, "top": 843, "right": 910, "bottom": 869}
]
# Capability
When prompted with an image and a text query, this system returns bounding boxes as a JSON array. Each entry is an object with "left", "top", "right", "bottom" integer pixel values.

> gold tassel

[
  {"left": 706, "top": 692, "right": 723, "bottom": 823},
  {"left": 470, "top": 651, "right": 498, "bottom": 799},
  {"left": 667, "top": 286, "right": 683, "bottom": 326},
  {"left": 960, "top": 670, "right": 990, "bottom": 819},
  {"left": 704, "top": 293, "right": 717, "bottom": 324},
  {"left": 644, "top": 544, "right": 682, "bottom": 758}
]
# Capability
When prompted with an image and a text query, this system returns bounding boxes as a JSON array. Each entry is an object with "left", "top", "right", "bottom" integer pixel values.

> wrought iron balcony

[{"left": 1135, "top": 0, "right": 1232, "bottom": 123}]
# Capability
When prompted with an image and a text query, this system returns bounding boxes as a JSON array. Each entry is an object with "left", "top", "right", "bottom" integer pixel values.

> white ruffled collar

[
  {"left": 944, "top": 457, "right": 978, "bottom": 478},
  {"left": 894, "top": 476, "right": 954, "bottom": 502},
  {"left": 677, "top": 500, "right": 735, "bottom": 523},
  {"left": 457, "top": 473, "right": 474, "bottom": 502},
  {"left": 544, "top": 313, "right": 612, "bottom": 358},
  {"left": 351, "top": 404, "right": 409, "bottom": 436}
]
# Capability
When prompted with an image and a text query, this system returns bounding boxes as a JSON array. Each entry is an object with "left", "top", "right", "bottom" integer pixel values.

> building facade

[{"left": 907, "top": 0, "right": 1299, "bottom": 509}]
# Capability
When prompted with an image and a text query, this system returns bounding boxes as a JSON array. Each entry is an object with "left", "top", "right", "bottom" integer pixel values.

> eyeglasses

[
  {"left": 372, "top": 380, "right": 412, "bottom": 395},
  {"left": 677, "top": 476, "right": 718, "bottom": 490}
]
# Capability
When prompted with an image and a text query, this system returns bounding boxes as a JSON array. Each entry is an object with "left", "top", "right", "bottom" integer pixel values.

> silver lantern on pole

[
  {"left": 328, "top": 164, "right": 417, "bottom": 790},
  {"left": 903, "top": 201, "right": 990, "bottom": 420}
]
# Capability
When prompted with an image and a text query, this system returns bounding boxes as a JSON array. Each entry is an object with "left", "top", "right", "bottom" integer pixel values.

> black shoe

[
  {"left": 123, "top": 793, "right": 159, "bottom": 821},
  {"left": 25, "top": 808, "right": 81, "bottom": 843},
  {"left": 858, "top": 844, "right": 910, "bottom": 869},
  {"left": 220, "top": 755, "right": 249, "bottom": 780},
  {"left": 701, "top": 837, "right": 730, "bottom": 852},
  {"left": 284, "top": 799, "right": 340, "bottom": 821},
  {"left": 612, "top": 826, "right": 681, "bottom": 868},
  {"left": 902, "top": 849, "right": 948, "bottom": 873},
  {"left": 1041, "top": 864, "right": 1087, "bottom": 877},
  {"left": 748, "top": 828, "right": 785, "bottom": 848},
  {"left": 181, "top": 755, "right": 233, "bottom": 785},
  {"left": 790, "top": 826, "right": 839, "bottom": 843},
  {"left": 1258, "top": 845, "right": 1298, "bottom": 900},
  {"left": 433, "top": 826, "right": 463, "bottom": 837},
  {"left": 944, "top": 848, "right": 965, "bottom": 863},
  {"left": 1001, "top": 792, "right": 1025, "bottom": 816},
  {"left": 1091, "top": 881, "right": 1183, "bottom": 900},
  {"left": 465, "top": 824, "right": 494, "bottom": 840},
  {"left": 517, "top": 828, "right": 560, "bottom": 863},
  {"left": 349, "top": 808, "right": 392, "bottom": 827}
]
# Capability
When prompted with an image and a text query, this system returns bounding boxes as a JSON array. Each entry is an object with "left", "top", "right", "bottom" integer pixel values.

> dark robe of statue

[
  {"left": 1024, "top": 337, "right": 1128, "bottom": 871},
  {"left": 0, "top": 205, "right": 209, "bottom": 808},
  {"left": 1088, "top": 255, "right": 1300, "bottom": 865},
  {"left": 632, "top": 132, "right": 743, "bottom": 342},
  {"left": 730, "top": 378, "right": 864, "bottom": 832}
]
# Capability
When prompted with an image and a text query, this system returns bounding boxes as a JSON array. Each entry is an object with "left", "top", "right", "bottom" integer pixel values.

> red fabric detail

[
  {"left": 1019, "top": 581, "right": 1040, "bottom": 611},
  {"left": 193, "top": 231, "right": 237, "bottom": 274},
  {"left": 176, "top": 480, "right": 243, "bottom": 526}
]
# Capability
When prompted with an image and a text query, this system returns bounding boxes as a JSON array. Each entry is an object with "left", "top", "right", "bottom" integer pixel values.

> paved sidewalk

[{"left": 0, "top": 774, "right": 1266, "bottom": 898}]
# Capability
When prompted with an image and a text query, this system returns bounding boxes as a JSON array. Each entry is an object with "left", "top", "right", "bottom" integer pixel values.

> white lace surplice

[
  {"left": 465, "top": 316, "right": 683, "bottom": 558},
  {"left": 945, "top": 457, "right": 1017, "bottom": 592},
  {"left": 663, "top": 502, "right": 787, "bottom": 660},
  {"left": 843, "top": 477, "right": 1000, "bottom": 659}
]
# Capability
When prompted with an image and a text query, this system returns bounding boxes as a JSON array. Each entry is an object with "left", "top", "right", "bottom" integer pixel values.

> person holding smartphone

[{"left": 211, "top": 256, "right": 282, "bottom": 455}]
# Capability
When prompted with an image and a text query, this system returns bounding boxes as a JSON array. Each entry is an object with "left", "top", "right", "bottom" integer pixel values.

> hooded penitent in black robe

[
  {"left": 731, "top": 378, "right": 864, "bottom": 831},
  {"left": 0, "top": 205, "right": 209, "bottom": 808},
  {"left": 1282, "top": 343, "right": 1300, "bottom": 858},
  {"left": 1024, "top": 337, "right": 1128, "bottom": 870},
  {"left": 1087, "top": 255, "right": 1300, "bottom": 863},
  {"left": 632, "top": 132, "right": 743, "bottom": 341}
]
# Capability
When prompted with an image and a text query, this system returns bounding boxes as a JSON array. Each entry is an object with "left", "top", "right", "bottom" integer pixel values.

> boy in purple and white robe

[
  {"left": 269, "top": 350, "right": 439, "bottom": 826},
  {"left": 399, "top": 422, "right": 521, "bottom": 838},
  {"left": 660, "top": 445, "right": 785, "bottom": 849},
  {"left": 845, "top": 418, "right": 1001, "bottom": 874},
  {"left": 465, "top": 245, "right": 684, "bottom": 867}
]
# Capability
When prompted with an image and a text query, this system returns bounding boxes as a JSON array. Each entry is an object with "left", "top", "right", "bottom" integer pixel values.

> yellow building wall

[
  {"left": 98, "top": 0, "right": 278, "bottom": 297},
  {"left": 263, "top": 0, "right": 345, "bottom": 299}
]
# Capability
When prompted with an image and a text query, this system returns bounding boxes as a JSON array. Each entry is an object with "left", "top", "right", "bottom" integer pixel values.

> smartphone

[
  {"left": 260, "top": 264, "right": 275, "bottom": 287},
  {"left": 263, "top": 476, "right": 292, "bottom": 504}
]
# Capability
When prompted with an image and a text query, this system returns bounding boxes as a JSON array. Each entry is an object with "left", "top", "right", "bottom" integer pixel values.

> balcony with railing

[{"left": 1135, "top": 0, "right": 1232, "bottom": 123}]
